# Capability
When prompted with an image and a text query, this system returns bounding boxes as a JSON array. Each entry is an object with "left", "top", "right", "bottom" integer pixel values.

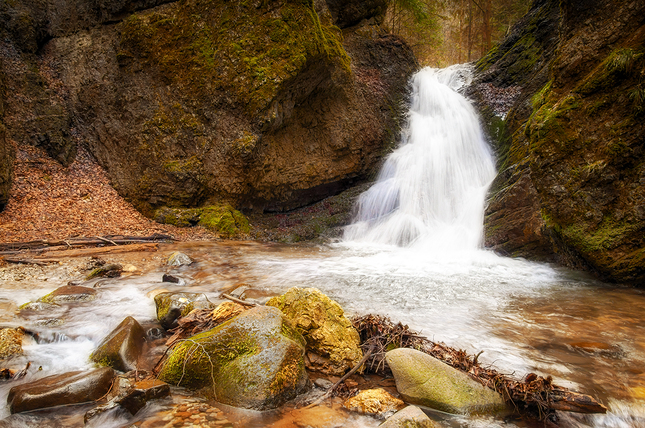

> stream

[{"left": 1, "top": 65, "right": 644, "bottom": 427}]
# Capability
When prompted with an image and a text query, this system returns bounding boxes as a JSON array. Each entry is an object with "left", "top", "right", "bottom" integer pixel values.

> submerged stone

[
  {"left": 385, "top": 348, "right": 506, "bottom": 415},
  {"left": 379, "top": 405, "right": 439, "bottom": 428},
  {"left": 157, "top": 306, "right": 309, "bottom": 410},
  {"left": 166, "top": 251, "right": 193, "bottom": 267},
  {"left": 8, "top": 367, "right": 115, "bottom": 413},
  {"left": 86, "top": 263, "right": 123, "bottom": 280},
  {"left": 266, "top": 287, "right": 362, "bottom": 375},
  {"left": 38, "top": 285, "right": 97, "bottom": 304},
  {"left": 117, "top": 378, "right": 170, "bottom": 415},
  {"left": 90, "top": 316, "right": 147, "bottom": 372}
]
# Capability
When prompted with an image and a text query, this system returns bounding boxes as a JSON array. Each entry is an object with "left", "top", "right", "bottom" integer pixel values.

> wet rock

[
  {"left": 266, "top": 287, "right": 362, "bottom": 375},
  {"left": 90, "top": 316, "right": 147, "bottom": 372},
  {"left": 154, "top": 292, "right": 215, "bottom": 330},
  {"left": 8, "top": 367, "right": 115, "bottom": 413},
  {"left": 162, "top": 273, "right": 181, "bottom": 284},
  {"left": 85, "top": 263, "right": 123, "bottom": 280},
  {"left": 314, "top": 378, "right": 334, "bottom": 389},
  {"left": 385, "top": 348, "right": 506, "bottom": 415},
  {"left": 118, "top": 378, "right": 170, "bottom": 415},
  {"left": 0, "top": 328, "right": 24, "bottom": 359},
  {"left": 166, "top": 252, "right": 193, "bottom": 267},
  {"left": 38, "top": 285, "right": 97, "bottom": 304},
  {"left": 158, "top": 306, "right": 309, "bottom": 410},
  {"left": 379, "top": 405, "right": 439, "bottom": 428},
  {"left": 343, "top": 388, "right": 405, "bottom": 417}
]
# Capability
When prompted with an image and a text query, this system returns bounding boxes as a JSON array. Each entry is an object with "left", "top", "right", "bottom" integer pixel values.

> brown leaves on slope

[{"left": 0, "top": 145, "right": 216, "bottom": 243}]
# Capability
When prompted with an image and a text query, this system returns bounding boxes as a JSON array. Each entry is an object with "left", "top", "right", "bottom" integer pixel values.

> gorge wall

[
  {"left": 0, "top": 0, "right": 417, "bottom": 217},
  {"left": 475, "top": 0, "right": 645, "bottom": 284}
]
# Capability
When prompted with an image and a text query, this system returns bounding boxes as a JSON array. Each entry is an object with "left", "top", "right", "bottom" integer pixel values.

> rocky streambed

[{"left": 0, "top": 242, "right": 644, "bottom": 427}]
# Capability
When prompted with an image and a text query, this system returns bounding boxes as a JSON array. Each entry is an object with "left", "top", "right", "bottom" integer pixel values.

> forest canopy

[{"left": 385, "top": 0, "right": 531, "bottom": 66}]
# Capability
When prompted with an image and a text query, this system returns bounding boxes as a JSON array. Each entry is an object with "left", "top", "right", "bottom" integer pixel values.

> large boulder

[
  {"left": 90, "top": 316, "right": 147, "bottom": 372},
  {"left": 266, "top": 287, "right": 362, "bottom": 375},
  {"left": 157, "top": 306, "right": 309, "bottom": 410},
  {"left": 474, "top": 0, "right": 645, "bottom": 284},
  {"left": 0, "top": 0, "right": 417, "bottom": 222},
  {"left": 38, "top": 285, "right": 97, "bottom": 304},
  {"left": 379, "top": 405, "right": 439, "bottom": 428},
  {"left": 385, "top": 348, "right": 506, "bottom": 415},
  {"left": 7, "top": 367, "right": 115, "bottom": 413}
]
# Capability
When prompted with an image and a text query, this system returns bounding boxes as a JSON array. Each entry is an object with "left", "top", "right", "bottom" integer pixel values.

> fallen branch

[
  {"left": 0, "top": 234, "right": 173, "bottom": 253},
  {"left": 2, "top": 258, "right": 53, "bottom": 266},
  {"left": 220, "top": 293, "right": 257, "bottom": 307}
]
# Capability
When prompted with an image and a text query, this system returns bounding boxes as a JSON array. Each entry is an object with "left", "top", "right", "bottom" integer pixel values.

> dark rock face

[
  {"left": 0, "top": 0, "right": 417, "bottom": 216},
  {"left": 0, "top": 68, "right": 12, "bottom": 211},
  {"left": 7, "top": 367, "right": 115, "bottom": 413},
  {"left": 474, "top": 0, "right": 645, "bottom": 284},
  {"left": 325, "top": 0, "right": 389, "bottom": 28}
]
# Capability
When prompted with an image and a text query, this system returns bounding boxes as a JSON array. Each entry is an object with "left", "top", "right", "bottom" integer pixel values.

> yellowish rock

[
  {"left": 343, "top": 388, "right": 405, "bottom": 417},
  {"left": 266, "top": 287, "right": 362, "bottom": 375},
  {"left": 0, "top": 328, "right": 24, "bottom": 359},
  {"left": 211, "top": 301, "right": 246, "bottom": 324}
]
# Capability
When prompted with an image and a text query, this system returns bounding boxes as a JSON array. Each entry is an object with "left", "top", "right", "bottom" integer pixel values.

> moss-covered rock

[
  {"left": 86, "top": 263, "right": 123, "bottom": 280},
  {"left": 385, "top": 348, "right": 506, "bottom": 415},
  {"left": 155, "top": 204, "right": 250, "bottom": 238},
  {"left": 266, "top": 287, "right": 362, "bottom": 375},
  {"left": 166, "top": 251, "right": 193, "bottom": 267},
  {"left": 474, "top": 0, "right": 645, "bottom": 283},
  {"left": 154, "top": 292, "right": 215, "bottom": 330},
  {"left": 38, "top": 285, "right": 97, "bottom": 304},
  {"left": 0, "top": 328, "right": 24, "bottom": 360},
  {"left": 157, "top": 306, "right": 309, "bottom": 410},
  {"left": 90, "top": 316, "right": 147, "bottom": 372}
]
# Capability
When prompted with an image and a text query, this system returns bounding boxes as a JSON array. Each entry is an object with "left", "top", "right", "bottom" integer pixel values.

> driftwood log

[{"left": 0, "top": 234, "right": 172, "bottom": 254}]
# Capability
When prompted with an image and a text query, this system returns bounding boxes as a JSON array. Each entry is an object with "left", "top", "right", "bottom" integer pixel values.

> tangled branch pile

[{"left": 352, "top": 314, "right": 607, "bottom": 420}]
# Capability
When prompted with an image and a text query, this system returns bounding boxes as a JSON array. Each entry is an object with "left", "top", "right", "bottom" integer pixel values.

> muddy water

[{"left": 0, "top": 241, "right": 644, "bottom": 427}]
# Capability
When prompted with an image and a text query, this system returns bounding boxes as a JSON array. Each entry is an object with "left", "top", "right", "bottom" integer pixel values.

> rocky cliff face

[
  {"left": 474, "top": 0, "right": 645, "bottom": 284},
  {"left": 0, "top": 0, "right": 417, "bottom": 217}
]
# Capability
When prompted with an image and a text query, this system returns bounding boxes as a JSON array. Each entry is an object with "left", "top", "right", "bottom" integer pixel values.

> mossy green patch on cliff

[
  {"left": 155, "top": 203, "right": 250, "bottom": 237},
  {"left": 575, "top": 47, "right": 644, "bottom": 96},
  {"left": 118, "top": 0, "right": 350, "bottom": 116}
]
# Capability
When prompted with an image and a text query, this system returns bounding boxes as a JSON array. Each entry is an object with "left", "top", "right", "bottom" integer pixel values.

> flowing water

[{"left": 1, "top": 66, "right": 645, "bottom": 427}]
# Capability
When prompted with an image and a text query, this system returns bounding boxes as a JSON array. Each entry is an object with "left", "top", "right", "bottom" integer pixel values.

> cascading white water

[{"left": 344, "top": 65, "right": 496, "bottom": 251}]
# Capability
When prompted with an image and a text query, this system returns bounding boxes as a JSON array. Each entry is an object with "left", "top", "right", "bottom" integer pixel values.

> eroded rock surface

[
  {"left": 266, "top": 287, "right": 362, "bottom": 375},
  {"left": 474, "top": 0, "right": 645, "bottom": 284},
  {"left": 0, "top": 0, "right": 417, "bottom": 221},
  {"left": 157, "top": 306, "right": 309, "bottom": 410}
]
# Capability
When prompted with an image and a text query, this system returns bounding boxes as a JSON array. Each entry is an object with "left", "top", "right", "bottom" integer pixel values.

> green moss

[
  {"left": 154, "top": 204, "right": 249, "bottom": 237},
  {"left": 118, "top": 0, "right": 351, "bottom": 117},
  {"left": 561, "top": 216, "right": 639, "bottom": 254},
  {"left": 575, "top": 47, "right": 644, "bottom": 96},
  {"left": 158, "top": 324, "right": 259, "bottom": 389}
]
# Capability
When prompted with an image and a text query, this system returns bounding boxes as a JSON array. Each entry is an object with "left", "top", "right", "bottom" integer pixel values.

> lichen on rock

[
  {"left": 157, "top": 305, "right": 309, "bottom": 410},
  {"left": 0, "top": 328, "right": 24, "bottom": 360},
  {"left": 266, "top": 287, "right": 362, "bottom": 375}
]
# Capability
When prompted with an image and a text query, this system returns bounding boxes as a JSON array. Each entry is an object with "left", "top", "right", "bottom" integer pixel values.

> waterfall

[{"left": 344, "top": 65, "right": 496, "bottom": 251}]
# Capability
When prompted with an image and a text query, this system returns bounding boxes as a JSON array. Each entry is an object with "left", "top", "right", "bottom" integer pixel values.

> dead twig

[{"left": 220, "top": 293, "right": 257, "bottom": 307}]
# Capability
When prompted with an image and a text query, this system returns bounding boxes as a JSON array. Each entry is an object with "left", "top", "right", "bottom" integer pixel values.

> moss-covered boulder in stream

[
  {"left": 38, "top": 285, "right": 97, "bottom": 304},
  {"left": 266, "top": 287, "right": 362, "bottom": 375},
  {"left": 157, "top": 306, "right": 309, "bottom": 410},
  {"left": 385, "top": 348, "right": 506, "bottom": 415}
]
